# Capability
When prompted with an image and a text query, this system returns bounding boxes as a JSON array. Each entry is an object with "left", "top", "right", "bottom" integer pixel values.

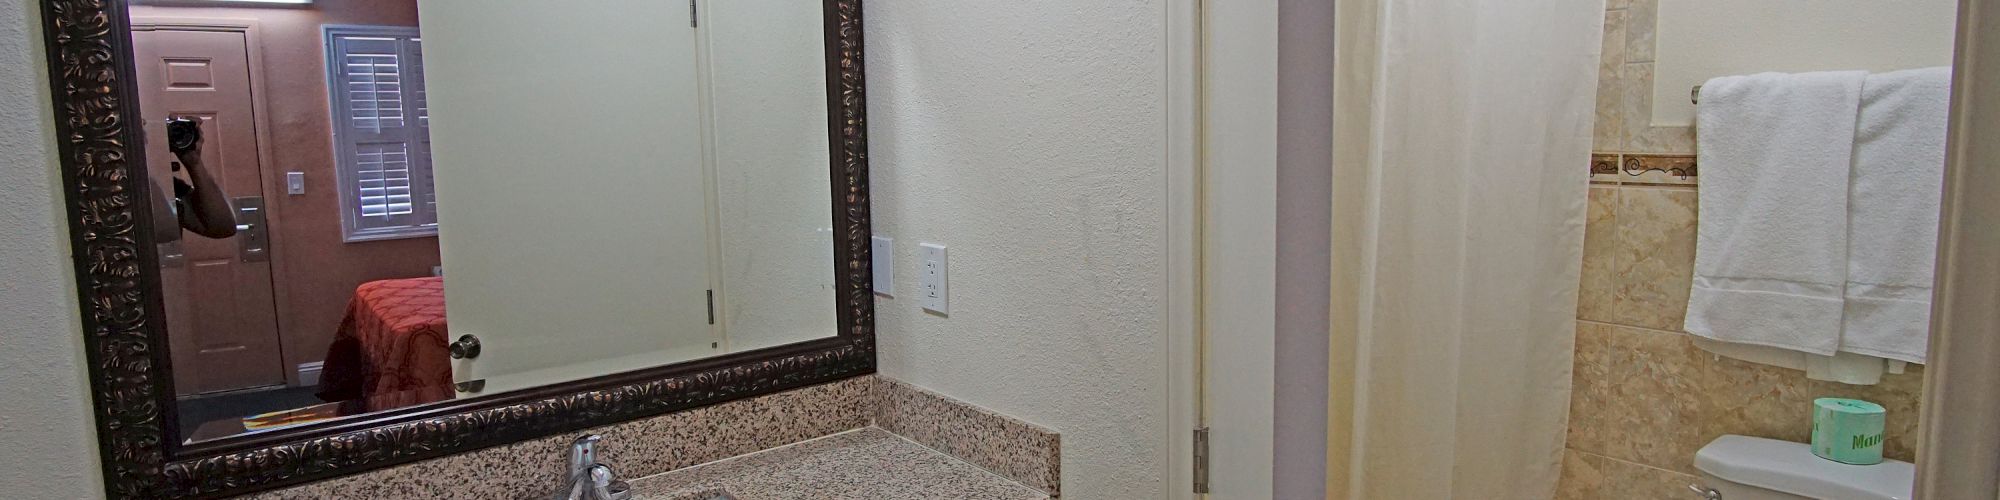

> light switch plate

[
  {"left": 286, "top": 171, "right": 306, "bottom": 195},
  {"left": 918, "top": 243, "right": 947, "bottom": 314},
  {"left": 871, "top": 235, "right": 894, "bottom": 296}
]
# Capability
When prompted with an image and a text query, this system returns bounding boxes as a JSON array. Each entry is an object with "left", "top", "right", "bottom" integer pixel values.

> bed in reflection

[
  {"left": 185, "top": 277, "right": 455, "bottom": 443},
  {"left": 316, "top": 276, "right": 456, "bottom": 408}
]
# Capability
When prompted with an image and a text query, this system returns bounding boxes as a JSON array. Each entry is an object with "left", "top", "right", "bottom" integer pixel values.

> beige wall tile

[
  {"left": 1625, "top": 0, "right": 1657, "bottom": 64},
  {"left": 1596, "top": 10, "right": 1627, "bottom": 152},
  {"left": 1811, "top": 365, "right": 1926, "bottom": 462},
  {"left": 1579, "top": 187, "right": 1621, "bottom": 322},
  {"left": 1611, "top": 187, "right": 1697, "bottom": 331},
  {"left": 1698, "top": 353, "right": 1927, "bottom": 463},
  {"left": 1698, "top": 354, "right": 1818, "bottom": 449},
  {"left": 1618, "top": 62, "right": 1699, "bottom": 155},
  {"left": 1618, "top": 62, "right": 1656, "bottom": 153},
  {"left": 1568, "top": 322, "right": 1617, "bottom": 456},
  {"left": 1604, "top": 3, "right": 1700, "bottom": 156},
  {"left": 1597, "top": 453, "right": 1702, "bottom": 500},
  {"left": 1567, "top": 322, "right": 1705, "bottom": 473},
  {"left": 1557, "top": 450, "right": 1702, "bottom": 500},
  {"left": 1569, "top": 2, "right": 1929, "bottom": 483},
  {"left": 1556, "top": 449, "right": 1608, "bottom": 500},
  {"left": 1633, "top": 124, "right": 1698, "bottom": 156}
]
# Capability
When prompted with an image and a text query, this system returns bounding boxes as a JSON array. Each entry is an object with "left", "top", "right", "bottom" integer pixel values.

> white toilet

[{"left": 1695, "top": 435, "right": 1915, "bottom": 500}]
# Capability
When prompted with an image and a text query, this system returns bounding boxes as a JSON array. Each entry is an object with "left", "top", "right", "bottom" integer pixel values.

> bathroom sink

[{"left": 654, "top": 487, "right": 737, "bottom": 500}]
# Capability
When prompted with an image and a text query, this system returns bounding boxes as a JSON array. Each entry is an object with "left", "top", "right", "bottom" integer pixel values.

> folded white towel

[
  {"left": 1840, "top": 67, "right": 1951, "bottom": 364},
  {"left": 1686, "top": 71, "right": 1866, "bottom": 355},
  {"left": 1691, "top": 337, "right": 1890, "bottom": 385}
]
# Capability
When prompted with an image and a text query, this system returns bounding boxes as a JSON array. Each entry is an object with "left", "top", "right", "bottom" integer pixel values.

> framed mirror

[{"left": 37, "top": 0, "right": 871, "bottom": 496}]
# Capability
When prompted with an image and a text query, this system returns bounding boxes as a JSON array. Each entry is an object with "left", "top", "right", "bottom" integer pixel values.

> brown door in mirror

[{"left": 134, "top": 28, "right": 288, "bottom": 395}]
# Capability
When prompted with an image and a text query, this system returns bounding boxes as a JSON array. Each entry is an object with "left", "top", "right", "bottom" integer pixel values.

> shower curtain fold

[{"left": 1328, "top": 1, "right": 1603, "bottom": 499}]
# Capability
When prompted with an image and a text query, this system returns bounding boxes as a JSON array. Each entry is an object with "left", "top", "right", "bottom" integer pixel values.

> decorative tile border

[
  {"left": 1590, "top": 153, "right": 1623, "bottom": 184},
  {"left": 1623, "top": 154, "right": 1697, "bottom": 185},
  {"left": 873, "top": 378, "right": 1063, "bottom": 497},
  {"left": 1586, "top": 153, "right": 1698, "bottom": 186}
]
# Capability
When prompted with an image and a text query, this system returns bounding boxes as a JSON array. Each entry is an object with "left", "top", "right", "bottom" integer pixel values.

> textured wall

[
  {"left": 0, "top": 0, "right": 107, "bottom": 496},
  {"left": 1559, "top": 0, "right": 1934, "bottom": 497},
  {"left": 863, "top": 1, "right": 1169, "bottom": 497}
]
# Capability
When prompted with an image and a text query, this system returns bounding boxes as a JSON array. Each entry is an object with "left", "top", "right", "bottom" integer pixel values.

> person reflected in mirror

[{"left": 151, "top": 117, "right": 237, "bottom": 242}]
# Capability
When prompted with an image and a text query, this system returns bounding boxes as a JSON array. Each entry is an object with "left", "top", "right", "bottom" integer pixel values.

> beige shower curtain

[{"left": 1326, "top": 1, "right": 1604, "bottom": 499}]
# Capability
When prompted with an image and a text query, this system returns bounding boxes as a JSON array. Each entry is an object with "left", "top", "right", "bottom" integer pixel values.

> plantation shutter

[{"left": 329, "top": 28, "right": 435, "bottom": 241}]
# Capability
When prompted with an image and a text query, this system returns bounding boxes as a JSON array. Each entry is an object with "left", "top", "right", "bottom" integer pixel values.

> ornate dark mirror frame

[{"left": 37, "top": 1, "right": 872, "bottom": 497}]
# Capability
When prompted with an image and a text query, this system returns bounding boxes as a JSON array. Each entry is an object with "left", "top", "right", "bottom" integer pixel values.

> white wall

[
  {"left": 706, "top": 0, "right": 838, "bottom": 352},
  {"left": 0, "top": 0, "right": 107, "bottom": 497},
  {"left": 864, "top": 2, "right": 1169, "bottom": 497},
  {"left": 1652, "top": 0, "right": 1960, "bottom": 126}
]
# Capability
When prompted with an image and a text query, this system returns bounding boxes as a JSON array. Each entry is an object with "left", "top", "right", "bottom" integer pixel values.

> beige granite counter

[
  {"left": 632, "top": 427, "right": 1047, "bottom": 500},
  {"left": 245, "top": 376, "right": 1059, "bottom": 499}
]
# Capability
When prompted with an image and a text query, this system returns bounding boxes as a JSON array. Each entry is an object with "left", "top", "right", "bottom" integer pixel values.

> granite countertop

[{"left": 630, "top": 427, "right": 1048, "bottom": 500}]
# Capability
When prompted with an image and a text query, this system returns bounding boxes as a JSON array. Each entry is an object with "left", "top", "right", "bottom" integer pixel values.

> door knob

[{"left": 449, "top": 334, "right": 481, "bottom": 359}]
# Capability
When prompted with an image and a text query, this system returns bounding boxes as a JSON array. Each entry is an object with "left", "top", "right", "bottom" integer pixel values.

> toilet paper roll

[{"left": 1811, "top": 397, "right": 1886, "bottom": 465}]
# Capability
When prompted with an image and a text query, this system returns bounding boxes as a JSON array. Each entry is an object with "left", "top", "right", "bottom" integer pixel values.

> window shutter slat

[{"left": 331, "top": 27, "right": 437, "bottom": 241}]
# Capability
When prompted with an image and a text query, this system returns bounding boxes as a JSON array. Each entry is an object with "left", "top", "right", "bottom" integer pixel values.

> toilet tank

[{"left": 1694, "top": 435, "right": 1914, "bottom": 500}]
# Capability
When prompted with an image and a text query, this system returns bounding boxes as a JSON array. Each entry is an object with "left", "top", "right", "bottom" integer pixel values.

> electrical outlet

[
  {"left": 872, "top": 235, "right": 894, "bottom": 296},
  {"left": 919, "top": 243, "right": 947, "bottom": 314}
]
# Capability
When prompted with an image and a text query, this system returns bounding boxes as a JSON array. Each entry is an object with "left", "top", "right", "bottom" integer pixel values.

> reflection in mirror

[{"left": 132, "top": 0, "right": 835, "bottom": 444}]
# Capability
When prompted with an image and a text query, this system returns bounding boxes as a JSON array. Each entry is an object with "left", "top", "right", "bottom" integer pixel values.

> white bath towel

[
  {"left": 1685, "top": 71, "right": 1866, "bottom": 355},
  {"left": 1840, "top": 67, "right": 1951, "bottom": 364}
]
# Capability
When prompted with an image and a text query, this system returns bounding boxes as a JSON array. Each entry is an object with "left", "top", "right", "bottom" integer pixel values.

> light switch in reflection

[
  {"left": 872, "top": 235, "right": 893, "bottom": 296},
  {"left": 286, "top": 172, "right": 305, "bottom": 195},
  {"left": 919, "top": 243, "right": 947, "bottom": 315}
]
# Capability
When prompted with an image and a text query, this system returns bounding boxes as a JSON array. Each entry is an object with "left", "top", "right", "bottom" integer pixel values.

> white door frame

[
  {"left": 1916, "top": 0, "right": 2000, "bottom": 496},
  {"left": 1167, "top": 0, "right": 1281, "bottom": 498},
  {"left": 1165, "top": 0, "right": 1202, "bottom": 497}
]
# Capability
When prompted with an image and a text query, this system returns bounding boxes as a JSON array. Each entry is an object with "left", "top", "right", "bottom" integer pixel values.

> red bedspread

[{"left": 316, "top": 277, "right": 453, "bottom": 409}]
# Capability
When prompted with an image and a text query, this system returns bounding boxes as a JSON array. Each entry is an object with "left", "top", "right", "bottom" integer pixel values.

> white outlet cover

[
  {"left": 919, "top": 243, "right": 947, "bottom": 314},
  {"left": 871, "top": 235, "right": 894, "bottom": 296}
]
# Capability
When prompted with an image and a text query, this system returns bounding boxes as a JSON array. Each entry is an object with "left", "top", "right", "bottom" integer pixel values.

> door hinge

[
  {"left": 1193, "top": 426, "right": 1210, "bottom": 494},
  {"left": 706, "top": 289, "right": 716, "bottom": 325},
  {"left": 689, "top": 0, "right": 698, "bottom": 27}
]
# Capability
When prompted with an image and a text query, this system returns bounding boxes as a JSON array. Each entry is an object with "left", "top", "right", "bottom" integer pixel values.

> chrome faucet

[{"left": 554, "top": 435, "right": 632, "bottom": 500}]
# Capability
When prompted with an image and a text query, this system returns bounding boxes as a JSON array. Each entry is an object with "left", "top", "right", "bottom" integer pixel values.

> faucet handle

[{"left": 569, "top": 435, "right": 603, "bottom": 475}]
